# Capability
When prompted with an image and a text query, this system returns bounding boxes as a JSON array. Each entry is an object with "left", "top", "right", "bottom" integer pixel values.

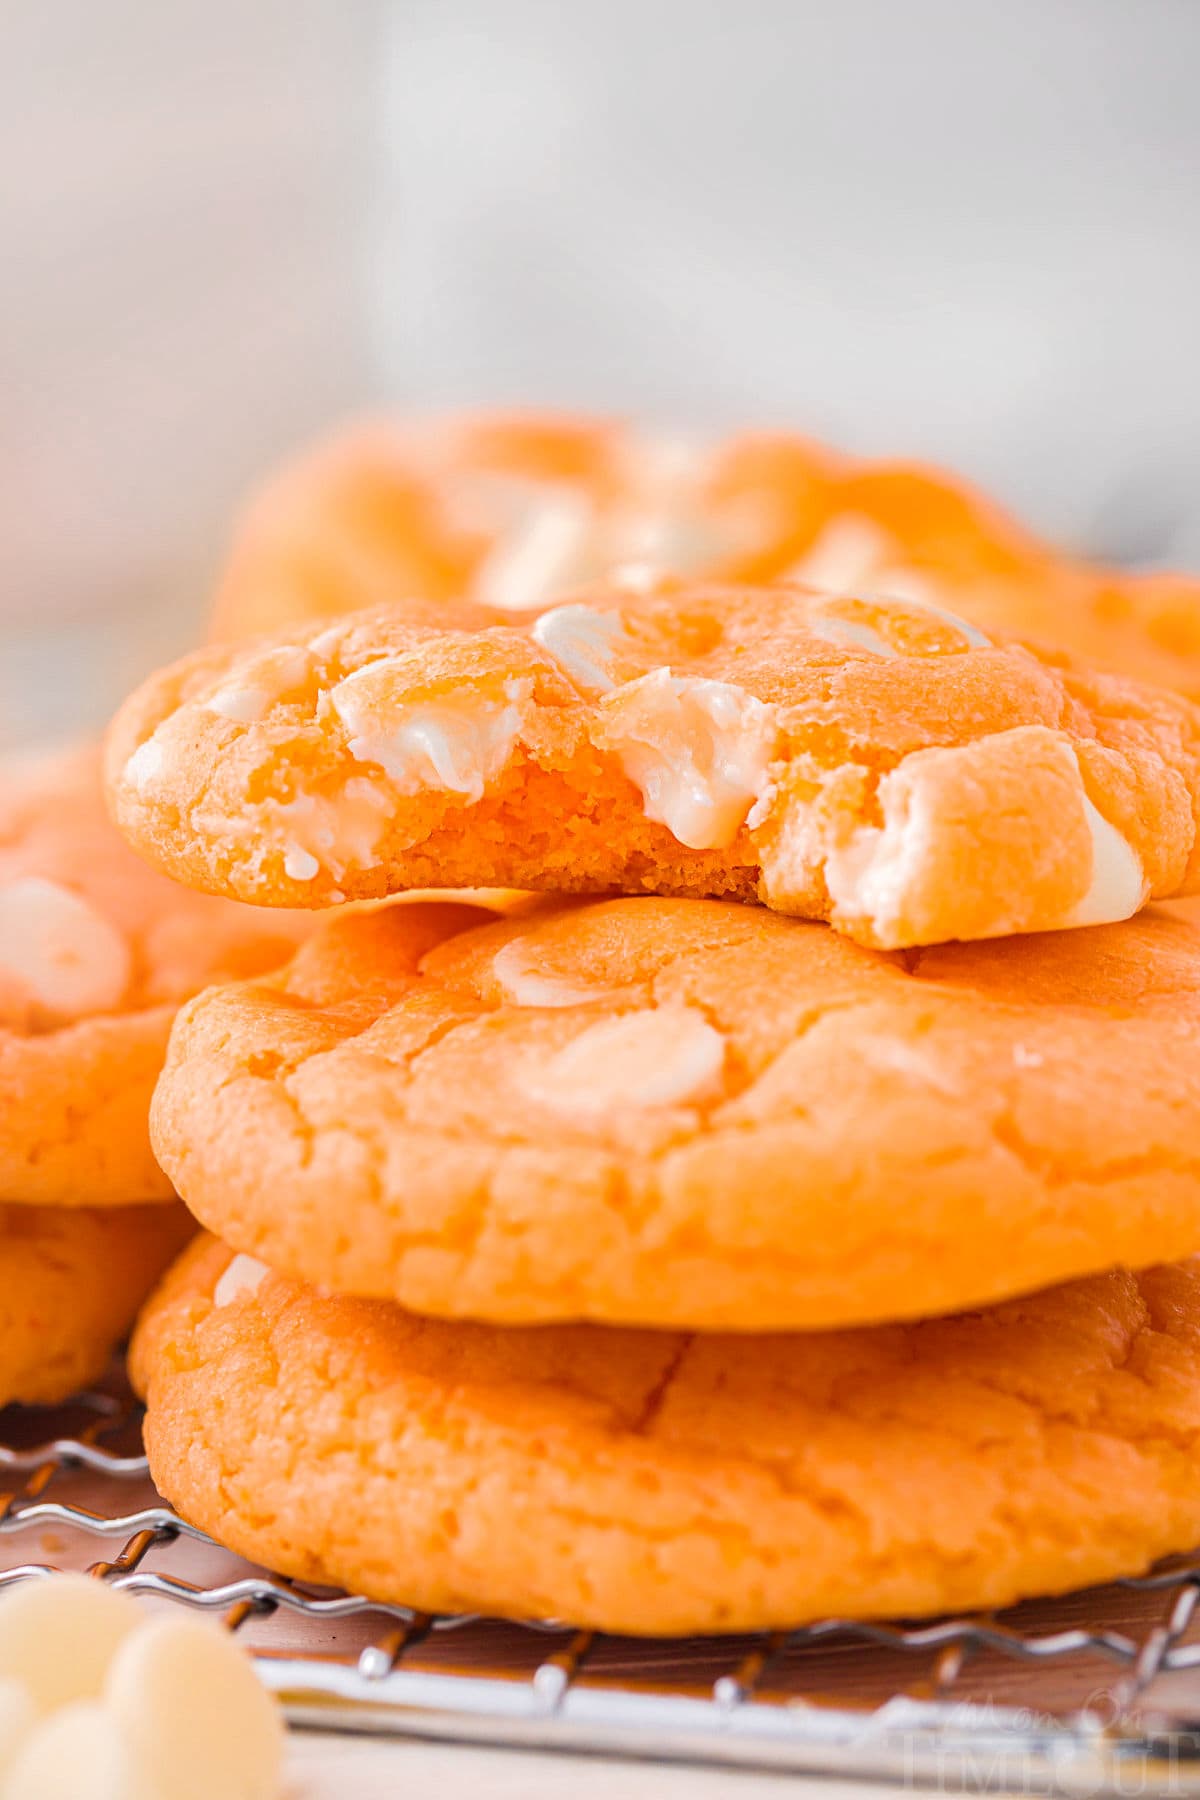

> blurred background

[{"left": 3, "top": 0, "right": 1198, "bottom": 741}]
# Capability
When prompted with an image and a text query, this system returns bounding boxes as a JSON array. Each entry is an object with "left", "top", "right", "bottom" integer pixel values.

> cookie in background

[
  {"left": 0, "top": 744, "right": 310, "bottom": 1404},
  {"left": 206, "top": 411, "right": 1200, "bottom": 696}
]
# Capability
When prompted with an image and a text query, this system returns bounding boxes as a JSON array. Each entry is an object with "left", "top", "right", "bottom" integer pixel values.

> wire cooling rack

[{"left": 6, "top": 1379, "right": 1200, "bottom": 1793}]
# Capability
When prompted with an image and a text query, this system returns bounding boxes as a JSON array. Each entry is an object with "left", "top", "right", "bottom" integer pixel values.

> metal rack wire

[{"left": 6, "top": 1379, "right": 1200, "bottom": 1792}]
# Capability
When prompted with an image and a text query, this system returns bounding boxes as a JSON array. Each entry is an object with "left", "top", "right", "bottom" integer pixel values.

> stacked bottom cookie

[
  {"left": 134, "top": 1238, "right": 1200, "bottom": 1635},
  {"left": 127, "top": 894, "right": 1200, "bottom": 1632}
]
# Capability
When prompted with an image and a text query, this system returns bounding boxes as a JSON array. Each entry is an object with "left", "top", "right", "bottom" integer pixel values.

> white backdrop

[
  {"left": 375, "top": 0, "right": 1200, "bottom": 562},
  {"left": 3, "top": 0, "right": 1199, "bottom": 739}
]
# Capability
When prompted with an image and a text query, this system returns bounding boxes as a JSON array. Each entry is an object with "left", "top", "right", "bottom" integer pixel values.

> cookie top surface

[
  {"left": 0, "top": 746, "right": 309, "bottom": 1204},
  {"left": 131, "top": 1233, "right": 1200, "bottom": 1634},
  {"left": 0, "top": 1200, "right": 193, "bottom": 1406},
  {"left": 207, "top": 412, "right": 1200, "bottom": 698},
  {"left": 151, "top": 895, "right": 1200, "bottom": 1330},
  {"left": 107, "top": 583, "right": 1200, "bottom": 949}
]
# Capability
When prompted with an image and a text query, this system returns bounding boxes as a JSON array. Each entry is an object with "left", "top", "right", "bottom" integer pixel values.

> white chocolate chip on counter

[
  {"left": 107, "top": 1616, "right": 285, "bottom": 1800},
  {"left": 0, "top": 1576, "right": 141, "bottom": 1714},
  {"left": 0, "top": 879, "right": 132, "bottom": 1026},
  {"left": 0, "top": 1576, "right": 284, "bottom": 1800},
  {"left": 0, "top": 1682, "right": 33, "bottom": 1782},
  {"left": 531, "top": 603, "right": 633, "bottom": 696},
  {"left": 522, "top": 1006, "right": 726, "bottom": 1114},
  {"left": 329, "top": 664, "right": 529, "bottom": 802},
  {"left": 597, "top": 670, "right": 779, "bottom": 850},
  {"left": 4, "top": 1700, "right": 152, "bottom": 1800},
  {"left": 213, "top": 1254, "right": 271, "bottom": 1309}
]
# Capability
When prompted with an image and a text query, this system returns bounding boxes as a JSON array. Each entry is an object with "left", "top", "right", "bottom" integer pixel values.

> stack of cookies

[
  {"left": 93, "top": 413, "right": 1200, "bottom": 1635},
  {"left": 0, "top": 748, "right": 306, "bottom": 1409}
]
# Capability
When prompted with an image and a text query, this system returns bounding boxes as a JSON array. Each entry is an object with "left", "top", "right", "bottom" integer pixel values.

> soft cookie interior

[{"left": 107, "top": 585, "right": 1200, "bottom": 949}]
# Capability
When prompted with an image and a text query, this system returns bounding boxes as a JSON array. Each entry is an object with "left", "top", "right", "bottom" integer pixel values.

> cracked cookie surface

[
  {"left": 107, "top": 585, "right": 1200, "bottom": 949},
  {"left": 0, "top": 746, "right": 309, "bottom": 1204},
  {"left": 0, "top": 1201, "right": 192, "bottom": 1404},
  {"left": 150, "top": 896, "right": 1200, "bottom": 1330},
  {"left": 132, "top": 1234, "right": 1200, "bottom": 1634}
]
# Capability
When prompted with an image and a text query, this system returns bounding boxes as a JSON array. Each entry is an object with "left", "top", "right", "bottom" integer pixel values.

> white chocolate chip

[
  {"left": 858, "top": 1035, "right": 958, "bottom": 1095},
  {"left": 204, "top": 686, "right": 273, "bottom": 724},
  {"left": 609, "top": 506, "right": 737, "bottom": 575},
  {"left": 779, "top": 736, "right": 1143, "bottom": 945},
  {"left": 805, "top": 588, "right": 990, "bottom": 659},
  {"left": 611, "top": 561, "right": 660, "bottom": 595},
  {"left": 196, "top": 781, "right": 391, "bottom": 885},
  {"left": 329, "top": 665, "right": 527, "bottom": 802},
  {"left": 307, "top": 623, "right": 347, "bottom": 663},
  {"left": 123, "top": 736, "right": 165, "bottom": 793},
  {"left": 899, "top": 594, "right": 992, "bottom": 649},
  {"left": 808, "top": 615, "right": 900, "bottom": 659},
  {"left": 4, "top": 1701, "right": 152, "bottom": 1800},
  {"left": 1066, "top": 789, "right": 1146, "bottom": 928},
  {"left": 531, "top": 603, "right": 632, "bottom": 696},
  {"left": 821, "top": 772, "right": 938, "bottom": 943},
  {"left": 491, "top": 940, "right": 614, "bottom": 1008},
  {"left": 1013, "top": 1044, "right": 1045, "bottom": 1069},
  {"left": 0, "top": 879, "right": 131, "bottom": 1024},
  {"left": 202, "top": 645, "right": 315, "bottom": 724},
  {"left": 785, "top": 515, "right": 897, "bottom": 591},
  {"left": 0, "top": 1679, "right": 33, "bottom": 1779},
  {"left": 522, "top": 1007, "right": 725, "bottom": 1114},
  {"left": 598, "top": 670, "right": 779, "bottom": 850},
  {"left": 471, "top": 491, "right": 600, "bottom": 611},
  {"left": 445, "top": 470, "right": 568, "bottom": 540},
  {"left": 0, "top": 1575, "right": 141, "bottom": 1714},
  {"left": 213, "top": 1254, "right": 271, "bottom": 1309},
  {"left": 608, "top": 434, "right": 759, "bottom": 573},
  {"left": 786, "top": 520, "right": 991, "bottom": 647},
  {"left": 282, "top": 844, "right": 320, "bottom": 882},
  {"left": 106, "top": 1616, "right": 284, "bottom": 1800}
]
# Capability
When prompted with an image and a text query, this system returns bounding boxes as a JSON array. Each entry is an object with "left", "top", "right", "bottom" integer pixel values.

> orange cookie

[
  {"left": 0, "top": 1202, "right": 192, "bottom": 1405},
  {"left": 0, "top": 746, "right": 309, "bottom": 1205},
  {"left": 107, "top": 583, "right": 1200, "bottom": 948},
  {"left": 150, "top": 896, "right": 1200, "bottom": 1331},
  {"left": 206, "top": 415, "right": 838, "bottom": 640},
  {"left": 132, "top": 1234, "right": 1200, "bottom": 1635},
  {"left": 206, "top": 411, "right": 1200, "bottom": 697}
]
